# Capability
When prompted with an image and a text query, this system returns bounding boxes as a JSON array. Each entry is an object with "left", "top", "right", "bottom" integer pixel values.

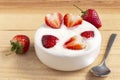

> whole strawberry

[
  {"left": 10, "top": 35, "right": 30, "bottom": 54},
  {"left": 74, "top": 5, "right": 102, "bottom": 29}
]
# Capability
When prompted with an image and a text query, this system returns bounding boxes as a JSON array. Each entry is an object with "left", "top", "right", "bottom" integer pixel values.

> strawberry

[
  {"left": 42, "top": 35, "right": 58, "bottom": 48},
  {"left": 10, "top": 35, "right": 30, "bottom": 54},
  {"left": 64, "top": 36, "right": 86, "bottom": 50},
  {"left": 45, "top": 12, "right": 63, "bottom": 29},
  {"left": 64, "top": 13, "right": 82, "bottom": 28},
  {"left": 74, "top": 5, "right": 102, "bottom": 29},
  {"left": 81, "top": 31, "right": 94, "bottom": 38}
]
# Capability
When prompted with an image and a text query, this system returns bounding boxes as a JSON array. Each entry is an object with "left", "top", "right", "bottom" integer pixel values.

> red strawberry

[
  {"left": 64, "top": 13, "right": 82, "bottom": 28},
  {"left": 81, "top": 31, "right": 94, "bottom": 38},
  {"left": 64, "top": 36, "right": 86, "bottom": 50},
  {"left": 74, "top": 5, "right": 102, "bottom": 29},
  {"left": 45, "top": 12, "right": 63, "bottom": 29},
  {"left": 42, "top": 35, "right": 58, "bottom": 48},
  {"left": 10, "top": 35, "right": 30, "bottom": 54}
]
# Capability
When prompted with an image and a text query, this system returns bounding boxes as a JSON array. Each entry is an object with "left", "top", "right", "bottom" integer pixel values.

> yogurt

[{"left": 34, "top": 20, "right": 102, "bottom": 71}]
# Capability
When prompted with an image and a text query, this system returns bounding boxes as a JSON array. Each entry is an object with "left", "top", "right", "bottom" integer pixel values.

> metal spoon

[{"left": 90, "top": 33, "right": 117, "bottom": 77}]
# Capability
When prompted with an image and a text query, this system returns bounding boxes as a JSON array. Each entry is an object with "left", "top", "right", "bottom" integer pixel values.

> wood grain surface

[{"left": 0, "top": 0, "right": 120, "bottom": 80}]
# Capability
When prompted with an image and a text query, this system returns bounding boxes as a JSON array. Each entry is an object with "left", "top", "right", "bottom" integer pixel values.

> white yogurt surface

[{"left": 35, "top": 20, "right": 101, "bottom": 57}]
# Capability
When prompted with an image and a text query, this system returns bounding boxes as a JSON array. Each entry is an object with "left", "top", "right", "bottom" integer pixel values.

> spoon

[{"left": 90, "top": 33, "right": 117, "bottom": 77}]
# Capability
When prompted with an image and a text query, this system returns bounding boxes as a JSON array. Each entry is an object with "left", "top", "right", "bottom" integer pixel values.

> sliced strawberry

[
  {"left": 64, "top": 13, "right": 82, "bottom": 28},
  {"left": 10, "top": 35, "right": 30, "bottom": 54},
  {"left": 42, "top": 35, "right": 58, "bottom": 48},
  {"left": 45, "top": 12, "right": 63, "bottom": 29},
  {"left": 81, "top": 31, "right": 94, "bottom": 38},
  {"left": 64, "top": 36, "right": 86, "bottom": 50}
]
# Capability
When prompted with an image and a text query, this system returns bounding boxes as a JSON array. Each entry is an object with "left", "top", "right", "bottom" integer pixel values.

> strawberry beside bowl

[{"left": 34, "top": 12, "right": 102, "bottom": 71}]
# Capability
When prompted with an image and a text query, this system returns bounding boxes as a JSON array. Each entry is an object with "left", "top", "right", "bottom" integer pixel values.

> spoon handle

[{"left": 103, "top": 34, "right": 117, "bottom": 62}]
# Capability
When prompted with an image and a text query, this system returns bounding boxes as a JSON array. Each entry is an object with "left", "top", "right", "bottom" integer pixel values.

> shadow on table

[{"left": 85, "top": 71, "right": 106, "bottom": 80}]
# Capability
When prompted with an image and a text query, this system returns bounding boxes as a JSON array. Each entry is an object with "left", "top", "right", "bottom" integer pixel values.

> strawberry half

[
  {"left": 64, "top": 36, "right": 86, "bottom": 50},
  {"left": 10, "top": 35, "right": 30, "bottom": 54},
  {"left": 81, "top": 31, "right": 94, "bottom": 38},
  {"left": 45, "top": 12, "right": 63, "bottom": 29},
  {"left": 64, "top": 13, "right": 82, "bottom": 28},
  {"left": 42, "top": 35, "right": 58, "bottom": 48},
  {"left": 74, "top": 5, "right": 102, "bottom": 29}
]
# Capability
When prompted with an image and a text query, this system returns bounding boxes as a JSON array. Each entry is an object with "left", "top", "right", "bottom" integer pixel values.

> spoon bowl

[{"left": 91, "top": 62, "right": 111, "bottom": 77}]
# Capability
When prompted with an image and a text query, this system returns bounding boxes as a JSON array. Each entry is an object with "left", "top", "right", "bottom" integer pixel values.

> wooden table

[{"left": 0, "top": 0, "right": 120, "bottom": 80}]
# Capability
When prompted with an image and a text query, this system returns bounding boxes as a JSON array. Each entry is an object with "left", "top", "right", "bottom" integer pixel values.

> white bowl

[{"left": 34, "top": 21, "right": 102, "bottom": 71}]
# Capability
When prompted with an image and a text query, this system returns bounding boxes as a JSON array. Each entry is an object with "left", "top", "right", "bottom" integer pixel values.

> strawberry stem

[
  {"left": 73, "top": 4, "right": 85, "bottom": 13},
  {"left": 10, "top": 40, "right": 24, "bottom": 54}
]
